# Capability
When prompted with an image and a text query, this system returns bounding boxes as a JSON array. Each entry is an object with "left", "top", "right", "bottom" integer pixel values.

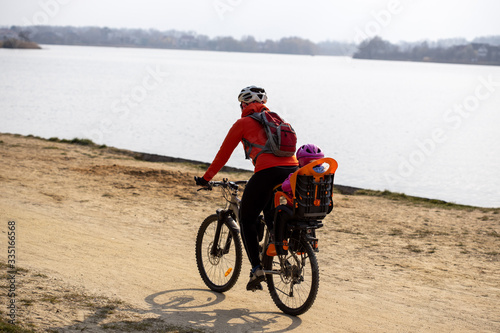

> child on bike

[
  {"left": 281, "top": 144, "right": 325, "bottom": 195},
  {"left": 194, "top": 85, "right": 298, "bottom": 291}
]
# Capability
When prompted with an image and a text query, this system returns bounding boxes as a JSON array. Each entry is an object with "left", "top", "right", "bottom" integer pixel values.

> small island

[
  {"left": 0, "top": 29, "right": 41, "bottom": 49},
  {"left": 0, "top": 38, "right": 41, "bottom": 49}
]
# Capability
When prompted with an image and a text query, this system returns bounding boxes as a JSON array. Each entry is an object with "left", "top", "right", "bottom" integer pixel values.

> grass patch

[
  {"left": 404, "top": 244, "right": 423, "bottom": 253},
  {"left": 48, "top": 137, "right": 100, "bottom": 147},
  {"left": 486, "top": 231, "right": 500, "bottom": 238},
  {"left": 32, "top": 273, "right": 48, "bottom": 278},
  {"left": 20, "top": 299, "right": 34, "bottom": 306},
  {"left": 427, "top": 247, "right": 437, "bottom": 254},
  {"left": 102, "top": 319, "right": 153, "bottom": 331},
  {"left": 40, "top": 295, "right": 60, "bottom": 304},
  {"left": 355, "top": 189, "right": 498, "bottom": 211},
  {"left": 101, "top": 318, "right": 205, "bottom": 332},
  {"left": 44, "top": 136, "right": 107, "bottom": 148},
  {"left": 60, "top": 291, "right": 123, "bottom": 309},
  {"left": 196, "top": 163, "right": 211, "bottom": 170},
  {"left": 23, "top": 135, "right": 106, "bottom": 148},
  {"left": 389, "top": 228, "right": 403, "bottom": 236},
  {"left": 334, "top": 228, "right": 364, "bottom": 235},
  {"left": 456, "top": 242, "right": 470, "bottom": 254},
  {"left": 0, "top": 318, "right": 34, "bottom": 333},
  {"left": 94, "top": 305, "right": 117, "bottom": 319},
  {"left": 410, "top": 229, "right": 449, "bottom": 238}
]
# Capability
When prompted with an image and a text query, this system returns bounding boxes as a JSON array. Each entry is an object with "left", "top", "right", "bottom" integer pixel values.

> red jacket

[{"left": 203, "top": 103, "right": 298, "bottom": 181}]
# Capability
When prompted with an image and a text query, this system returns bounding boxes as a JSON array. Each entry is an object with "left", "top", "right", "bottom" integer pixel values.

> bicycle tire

[
  {"left": 195, "top": 214, "right": 243, "bottom": 292},
  {"left": 263, "top": 236, "right": 319, "bottom": 316}
]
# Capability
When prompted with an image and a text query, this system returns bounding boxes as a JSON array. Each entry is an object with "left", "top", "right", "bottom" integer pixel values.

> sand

[{"left": 0, "top": 133, "right": 499, "bottom": 332}]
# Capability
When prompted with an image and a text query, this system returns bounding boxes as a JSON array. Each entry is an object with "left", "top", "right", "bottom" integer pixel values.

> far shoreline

[{"left": 2, "top": 132, "right": 497, "bottom": 211}]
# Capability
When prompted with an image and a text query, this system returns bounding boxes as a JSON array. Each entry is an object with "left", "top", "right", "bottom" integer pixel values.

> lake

[{"left": 1, "top": 45, "right": 499, "bottom": 207}]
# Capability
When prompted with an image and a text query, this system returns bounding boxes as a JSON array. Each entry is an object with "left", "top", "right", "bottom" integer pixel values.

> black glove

[{"left": 194, "top": 176, "right": 209, "bottom": 186}]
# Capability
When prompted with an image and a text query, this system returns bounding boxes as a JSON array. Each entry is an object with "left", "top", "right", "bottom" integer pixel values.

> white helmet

[{"left": 238, "top": 86, "right": 267, "bottom": 104}]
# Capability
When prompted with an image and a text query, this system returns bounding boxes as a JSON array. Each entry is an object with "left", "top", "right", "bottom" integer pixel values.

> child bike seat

[{"left": 275, "top": 157, "right": 338, "bottom": 220}]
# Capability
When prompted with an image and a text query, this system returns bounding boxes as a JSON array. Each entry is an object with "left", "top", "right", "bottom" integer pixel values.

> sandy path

[{"left": 0, "top": 133, "right": 499, "bottom": 332}]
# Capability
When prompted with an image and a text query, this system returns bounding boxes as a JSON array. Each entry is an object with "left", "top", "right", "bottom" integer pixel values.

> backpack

[{"left": 243, "top": 108, "right": 297, "bottom": 163}]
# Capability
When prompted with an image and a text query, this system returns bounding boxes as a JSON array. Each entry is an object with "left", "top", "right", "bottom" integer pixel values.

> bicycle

[{"left": 195, "top": 158, "right": 337, "bottom": 316}]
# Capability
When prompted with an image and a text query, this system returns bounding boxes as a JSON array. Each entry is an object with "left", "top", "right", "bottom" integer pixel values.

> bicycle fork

[{"left": 210, "top": 209, "right": 239, "bottom": 257}]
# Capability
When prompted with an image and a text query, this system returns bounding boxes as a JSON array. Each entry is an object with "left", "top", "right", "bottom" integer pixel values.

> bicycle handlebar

[{"left": 197, "top": 178, "right": 248, "bottom": 192}]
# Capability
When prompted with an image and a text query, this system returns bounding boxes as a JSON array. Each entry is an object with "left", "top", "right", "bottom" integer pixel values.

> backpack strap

[
  {"left": 242, "top": 138, "right": 266, "bottom": 162},
  {"left": 243, "top": 111, "right": 272, "bottom": 164}
]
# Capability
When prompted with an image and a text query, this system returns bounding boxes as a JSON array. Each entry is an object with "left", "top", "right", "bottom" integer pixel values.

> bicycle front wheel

[
  {"left": 195, "top": 214, "right": 243, "bottom": 292},
  {"left": 263, "top": 237, "right": 319, "bottom": 316}
]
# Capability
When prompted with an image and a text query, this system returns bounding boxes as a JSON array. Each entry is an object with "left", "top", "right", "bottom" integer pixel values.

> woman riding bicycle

[{"left": 195, "top": 86, "right": 298, "bottom": 290}]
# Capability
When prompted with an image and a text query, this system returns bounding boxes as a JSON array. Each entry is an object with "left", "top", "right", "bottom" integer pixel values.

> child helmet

[
  {"left": 238, "top": 86, "right": 267, "bottom": 104},
  {"left": 296, "top": 144, "right": 324, "bottom": 166}
]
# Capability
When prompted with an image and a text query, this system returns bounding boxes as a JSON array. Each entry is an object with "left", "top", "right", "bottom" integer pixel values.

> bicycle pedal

[
  {"left": 253, "top": 283, "right": 263, "bottom": 291},
  {"left": 246, "top": 278, "right": 264, "bottom": 291}
]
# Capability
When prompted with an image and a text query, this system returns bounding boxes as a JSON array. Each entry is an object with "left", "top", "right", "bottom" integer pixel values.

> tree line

[
  {"left": 2, "top": 25, "right": 500, "bottom": 66},
  {"left": 3, "top": 25, "right": 356, "bottom": 56},
  {"left": 354, "top": 36, "right": 500, "bottom": 66}
]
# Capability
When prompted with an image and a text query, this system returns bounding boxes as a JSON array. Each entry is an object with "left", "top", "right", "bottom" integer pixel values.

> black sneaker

[{"left": 246, "top": 266, "right": 265, "bottom": 291}]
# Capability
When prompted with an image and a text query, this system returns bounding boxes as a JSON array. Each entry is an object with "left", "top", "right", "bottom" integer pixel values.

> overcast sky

[{"left": 1, "top": 0, "right": 499, "bottom": 43}]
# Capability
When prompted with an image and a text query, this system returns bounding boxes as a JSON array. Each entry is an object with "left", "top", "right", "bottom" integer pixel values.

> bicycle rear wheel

[
  {"left": 263, "top": 237, "right": 319, "bottom": 316},
  {"left": 195, "top": 214, "right": 242, "bottom": 292}
]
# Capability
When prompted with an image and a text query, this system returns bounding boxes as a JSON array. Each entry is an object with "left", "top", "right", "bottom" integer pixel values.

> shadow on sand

[{"left": 51, "top": 288, "right": 302, "bottom": 332}]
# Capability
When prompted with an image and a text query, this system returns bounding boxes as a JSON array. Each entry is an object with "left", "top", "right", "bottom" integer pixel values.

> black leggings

[{"left": 239, "top": 165, "right": 298, "bottom": 268}]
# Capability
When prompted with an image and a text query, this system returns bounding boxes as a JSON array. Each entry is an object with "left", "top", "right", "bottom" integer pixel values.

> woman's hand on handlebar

[{"left": 194, "top": 176, "right": 209, "bottom": 186}]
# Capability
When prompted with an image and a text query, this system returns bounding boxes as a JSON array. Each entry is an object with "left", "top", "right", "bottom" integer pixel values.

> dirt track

[{"left": 1, "top": 133, "right": 499, "bottom": 332}]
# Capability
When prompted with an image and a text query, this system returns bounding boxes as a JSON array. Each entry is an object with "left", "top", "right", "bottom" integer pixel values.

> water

[{"left": 1, "top": 45, "right": 499, "bottom": 207}]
